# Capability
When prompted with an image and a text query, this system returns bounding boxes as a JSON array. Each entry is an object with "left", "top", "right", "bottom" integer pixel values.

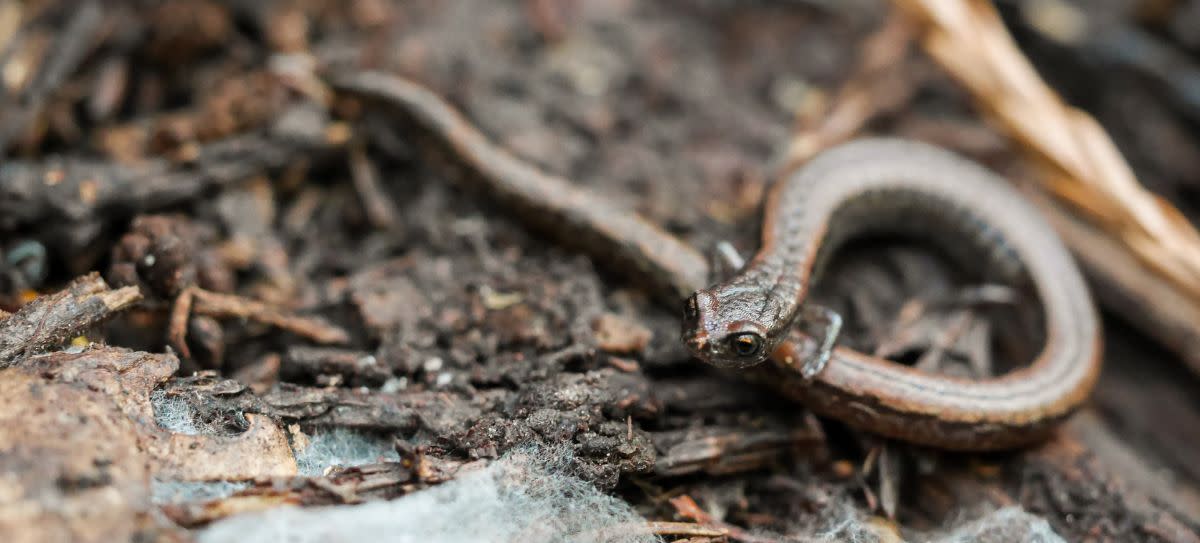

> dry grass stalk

[
  {"left": 777, "top": 11, "right": 917, "bottom": 172},
  {"left": 893, "top": 0, "right": 1200, "bottom": 302}
]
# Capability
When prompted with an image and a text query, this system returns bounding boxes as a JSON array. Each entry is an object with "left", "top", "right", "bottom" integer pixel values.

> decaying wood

[
  {"left": 0, "top": 106, "right": 346, "bottom": 232},
  {"left": 0, "top": 347, "right": 182, "bottom": 541},
  {"left": 0, "top": 361, "right": 185, "bottom": 542},
  {"left": 0, "top": 273, "right": 140, "bottom": 367},
  {"left": 0, "top": 1, "right": 1198, "bottom": 541},
  {"left": 653, "top": 418, "right": 826, "bottom": 477}
]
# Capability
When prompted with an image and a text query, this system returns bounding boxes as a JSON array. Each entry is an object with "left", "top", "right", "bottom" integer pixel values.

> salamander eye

[{"left": 727, "top": 332, "right": 762, "bottom": 358}]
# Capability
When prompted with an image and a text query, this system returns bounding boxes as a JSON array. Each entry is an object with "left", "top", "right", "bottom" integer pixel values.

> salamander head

[{"left": 681, "top": 287, "right": 780, "bottom": 368}]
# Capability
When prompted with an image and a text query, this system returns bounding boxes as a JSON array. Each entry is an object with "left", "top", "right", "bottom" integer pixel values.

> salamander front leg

[{"left": 798, "top": 304, "right": 843, "bottom": 379}]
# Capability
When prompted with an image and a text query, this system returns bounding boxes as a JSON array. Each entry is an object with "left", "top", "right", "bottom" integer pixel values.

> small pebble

[{"left": 381, "top": 377, "right": 407, "bottom": 393}]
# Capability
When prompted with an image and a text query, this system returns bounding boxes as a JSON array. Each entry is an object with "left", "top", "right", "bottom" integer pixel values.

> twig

[
  {"left": 167, "top": 286, "right": 196, "bottom": 359},
  {"left": 168, "top": 283, "right": 352, "bottom": 362},
  {"left": 348, "top": 143, "right": 400, "bottom": 230},
  {"left": 0, "top": 106, "right": 346, "bottom": 230},
  {"left": 0, "top": 273, "right": 141, "bottom": 366},
  {"left": 643, "top": 521, "right": 726, "bottom": 538},
  {"left": 669, "top": 495, "right": 784, "bottom": 543},
  {"left": 0, "top": 1, "right": 104, "bottom": 152},
  {"left": 190, "top": 288, "right": 350, "bottom": 345},
  {"left": 653, "top": 421, "right": 825, "bottom": 477}
]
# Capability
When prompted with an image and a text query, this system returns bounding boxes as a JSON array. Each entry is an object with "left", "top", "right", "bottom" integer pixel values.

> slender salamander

[{"left": 333, "top": 71, "right": 1102, "bottom": 451}]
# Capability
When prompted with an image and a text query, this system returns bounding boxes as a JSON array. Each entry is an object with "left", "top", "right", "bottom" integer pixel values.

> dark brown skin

[{"left": 333, "top": 72, "right": 1102, "bottom": 451}]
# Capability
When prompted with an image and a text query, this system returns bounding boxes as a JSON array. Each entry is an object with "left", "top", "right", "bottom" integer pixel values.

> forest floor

[{"left": 1, "top": 1, "right": 1199, "bottom": 542}]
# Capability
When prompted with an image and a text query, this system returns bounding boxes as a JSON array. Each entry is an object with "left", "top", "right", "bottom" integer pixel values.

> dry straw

[{"left": 894, "top": 0, "right": 1200, "bottom": 301}]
